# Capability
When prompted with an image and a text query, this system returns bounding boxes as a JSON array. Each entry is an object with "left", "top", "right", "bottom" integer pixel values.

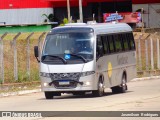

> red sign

[{"left": 103, "top": 12, "right": 141, "bottom": 23}]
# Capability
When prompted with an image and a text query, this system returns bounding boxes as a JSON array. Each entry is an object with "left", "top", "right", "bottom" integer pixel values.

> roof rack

[
  {"left": 87, "top": 21, "right": 97, "bottom": 25},
  {"left": 65, "top": 23, "right": 87, "bottom": 26}
]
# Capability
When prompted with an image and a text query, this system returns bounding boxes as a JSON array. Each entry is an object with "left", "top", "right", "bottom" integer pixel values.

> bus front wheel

[
  {"left": 92, "top": 78, "right": 104, "bottom": 97},
  {"left": 44, "top": 92, "right": 54, "bottom": 99}
]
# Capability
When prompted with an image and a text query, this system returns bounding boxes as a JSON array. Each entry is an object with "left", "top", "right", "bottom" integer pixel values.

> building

[
  {"left": 0, "top": 0, "right": 160, "bottom": 28},
  {"left": 132, "top": 0, "right": 160, "bottom": 28},
  {"left": 0, "top": 0, "right": 53, "bottom": 25},
  {"left": 52, "top": 0, "right": 132, "bottom": 23},
  {"left": 0, "top": 0, "right": 132, "bottom": 25}
]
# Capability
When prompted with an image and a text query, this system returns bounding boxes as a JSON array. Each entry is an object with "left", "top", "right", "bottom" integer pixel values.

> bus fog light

[
  {"left": 43, "top": 83, "right": 48, "bottom": 87},
  {"left": 85, "top": 82, "right": 90, "bottom": 86}
]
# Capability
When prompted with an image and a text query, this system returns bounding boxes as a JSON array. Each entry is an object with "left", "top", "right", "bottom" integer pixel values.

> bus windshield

[{"left": 42, "top": 32, "right": 94, "bottom": 64}]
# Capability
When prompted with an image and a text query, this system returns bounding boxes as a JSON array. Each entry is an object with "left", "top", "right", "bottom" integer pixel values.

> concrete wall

[
  {"left": 0, "top": 8, "right": 53, "bottom": 25},
  {"left": 133, "top": 3, "right": 160, "bottom": 28}
]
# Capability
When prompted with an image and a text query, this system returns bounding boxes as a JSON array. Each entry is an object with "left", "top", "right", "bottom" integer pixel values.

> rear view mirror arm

[{"left": 36, "top": 57, "right": 40, "bottom": 63}]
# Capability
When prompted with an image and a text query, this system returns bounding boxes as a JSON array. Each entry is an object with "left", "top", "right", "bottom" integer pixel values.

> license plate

[{"left": 59, "top": 81, "right": 70, "bottom": 85}]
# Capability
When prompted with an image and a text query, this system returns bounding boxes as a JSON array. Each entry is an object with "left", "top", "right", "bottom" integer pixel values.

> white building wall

[
  {"left": 133, "top": 4, "right": 160, "bottom": 28},
  {"left": 0, "top": 8, "right": 53, "bottom": 25}
]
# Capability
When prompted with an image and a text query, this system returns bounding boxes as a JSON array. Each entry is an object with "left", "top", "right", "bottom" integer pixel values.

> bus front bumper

[{"left": 40, "top": 75, "right": 97, "bottom": 92}]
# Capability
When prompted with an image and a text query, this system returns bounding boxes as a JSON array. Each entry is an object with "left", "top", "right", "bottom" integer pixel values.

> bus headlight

[
  {"left": 43, "top": 82, "right": 48, "bottom": 87},
  {"left": 81, "top": 71, "right": 95, "bottom": 77},
  {"left": 40, "top": 72, "right": 50, "bottom": 78},
  {"left": 85, "top": 81, "right": 91, "bottom": 86}
]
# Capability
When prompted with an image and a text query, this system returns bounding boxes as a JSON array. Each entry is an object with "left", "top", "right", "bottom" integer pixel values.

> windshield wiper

[
  {"left": 69, "top": 53, "right": 88, "bottom": 63},
  {"left": 42, "top": 55, "right": 67, "bottom": 64}
]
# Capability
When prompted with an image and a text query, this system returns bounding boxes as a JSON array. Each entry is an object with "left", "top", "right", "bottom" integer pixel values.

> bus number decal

[{"left": 117, "top": 55, "right": 128, "bottom": 65}]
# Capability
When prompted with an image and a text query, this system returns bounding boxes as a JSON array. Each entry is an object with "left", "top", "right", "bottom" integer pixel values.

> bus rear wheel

[
  {"left": 120, "top": 76, "right": 127, "bottom": 93},
  {"left": 111, "top": 75, "right": 127, "bottom": 93}
]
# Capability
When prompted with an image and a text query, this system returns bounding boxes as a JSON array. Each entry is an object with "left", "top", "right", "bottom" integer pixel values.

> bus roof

[{"left": 50, "top": 23, "right": 132, "bottom": 34}]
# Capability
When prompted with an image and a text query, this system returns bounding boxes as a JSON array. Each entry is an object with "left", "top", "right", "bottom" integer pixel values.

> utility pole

[
  {"left": 67, "top": 0, "right": 71, "bottom": 23},
  {"left": 141, "top": 8, "right": 144, "bottom": 33},
  {"left": 79, "top": 0, "right": 83, "bottom": 23}
]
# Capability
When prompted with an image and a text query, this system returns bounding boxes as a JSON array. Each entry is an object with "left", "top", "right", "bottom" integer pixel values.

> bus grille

[
  {"left": 50, "top": 72, "right": 81, "bottom": 80},
  {"left": 49, "top": 72, "right": 81, "bottom": 88},
  {"left": 53, "top": 80, "right": 78, "bottom": 89}
]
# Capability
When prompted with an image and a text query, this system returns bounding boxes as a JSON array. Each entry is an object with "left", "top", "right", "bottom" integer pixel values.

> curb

[
  {"left": 0, "top": 76, "right": 160, "bottom": 98},
  {"left": 0, "top": 89, "right": 41, "bottom": 98},
  {"left": 131, "top": 76, "right": 160, "bottom": 82}
]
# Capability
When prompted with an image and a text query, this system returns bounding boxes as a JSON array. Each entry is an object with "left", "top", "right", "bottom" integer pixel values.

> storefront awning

[
  {"left": 45, "top": 0, "right": 128, "bottom": 2},
  {"left": 133, "top": 0, "right": 160, "bottom": 4},
  {"left": 44, "top": 0, "right": 131, "bottom": 7}
]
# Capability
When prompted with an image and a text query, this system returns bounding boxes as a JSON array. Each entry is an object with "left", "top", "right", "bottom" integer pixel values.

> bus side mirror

[
  {"left": 97, "top": 46, "right": 103, "bottom": 58},
  {"left": 34, "top": 46, "right": 40, "bottom": 62}
]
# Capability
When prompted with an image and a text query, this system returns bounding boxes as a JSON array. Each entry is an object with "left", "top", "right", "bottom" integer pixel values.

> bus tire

[
  {"left": 111, "top": 86, "right": 119, "bottom": 94},
  {"left": 44, "top": 92, "right": 54, "bottom": 99},
  {"left": 111, "top": 74, "right": 127, "bottom": 93},
  {"left": 92, "top": 77, "right": 104, "bottom": 97},
  {"left": 119, "top": 75, "right": 127, "bottom": 93}
]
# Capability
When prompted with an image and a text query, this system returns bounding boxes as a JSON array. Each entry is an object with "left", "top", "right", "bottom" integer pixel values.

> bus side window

[
  {"left": 114, "top": 34, "right": 122, "bottom": 52},
  {"left": 96, "top": 36, "right": 104, "bottom": 58},
  {"left": 128, "top": 33, "right": 135, "bottom": 50},
  {"left": 122, "top": 34, "right": 129, "bottom": 51},
  {"left": 108, "top": 35, "right": 115, "bottom": 53},
  {"left": 102, "top": 36, "right": 109, "bottom": 55}
]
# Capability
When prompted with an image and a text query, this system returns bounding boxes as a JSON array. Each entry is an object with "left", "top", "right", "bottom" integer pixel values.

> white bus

[{"left": 34, "top": 23, "right": 136, "bottom": 99}]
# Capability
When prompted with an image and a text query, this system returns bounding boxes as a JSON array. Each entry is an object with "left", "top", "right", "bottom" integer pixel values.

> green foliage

[
  {"left": 0, "top": 79, "right": 2, "bottom": 84},
  {"left": 16, "top": 70, "right": 39, "bottom": 83},
  {"left": 60, "top": 18, "right": 69, "bottom": 26},
  {"left": 42, "top": 13, "right": 54, "bottom": 22},
  {"left": 30, "top": 69, "right": 40, "bottom": 81},
  {"left": 2, "top": 32, "right": 42, "bottom": 84},
  {"left": 59, "top": 18, "right": 75, "bottom": 26},
  {"left": 48, "top": 14, "right": 54, "bottom": 22},
  {"left": 63, "top": 18, "right": 69, "bottom": 24},
  {"left": 17, "top": 73, "right": 28, "bottom": 83}
]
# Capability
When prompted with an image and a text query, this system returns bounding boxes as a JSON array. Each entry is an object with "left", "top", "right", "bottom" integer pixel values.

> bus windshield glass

[{"left": 42, "top": 32, "right": 94, "bottom": 64}]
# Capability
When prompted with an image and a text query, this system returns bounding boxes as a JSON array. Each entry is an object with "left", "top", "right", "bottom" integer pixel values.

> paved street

[{"left": 0, "top": 79, "right": 160, "bottom": 120}]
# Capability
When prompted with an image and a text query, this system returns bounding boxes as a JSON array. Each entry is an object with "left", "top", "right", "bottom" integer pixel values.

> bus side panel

[
  {"left": 96, "top": 56, "right": 111, "bottom": 88},
  {"left": 96, "top": 51, "right": 136, "bottom": 88},
  {"left": 116, "top": 51, "right": 136, "bottom": 82},
  {"left": 125, "top": 51, "right": 137, "bottom": 82}
]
